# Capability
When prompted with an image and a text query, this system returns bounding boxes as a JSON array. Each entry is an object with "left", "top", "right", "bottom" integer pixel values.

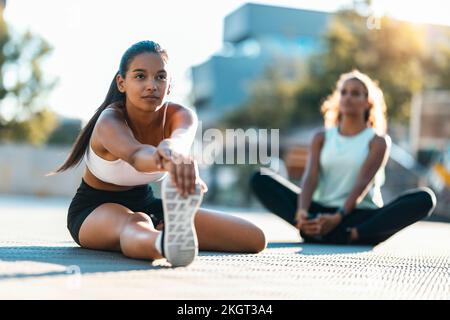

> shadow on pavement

[
  {"left": 0, "top": 242, "right": 374, "bottom": 281},
  {"left": 267, "top": 242, "right": 373, "bottom": 255},
  {"left": 198, "top": 242, "right": 373, "bottom": 257},
  {"left": 0, "top": 246, "right": 167, "bottom": 281}
]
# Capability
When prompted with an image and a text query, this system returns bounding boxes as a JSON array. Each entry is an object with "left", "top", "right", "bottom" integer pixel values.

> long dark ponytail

[{"left": 49, "top": 40, "right": 168, "bottom": 175}]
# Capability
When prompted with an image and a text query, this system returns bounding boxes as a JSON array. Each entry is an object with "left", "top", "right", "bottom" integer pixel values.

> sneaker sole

[{"left": 161, "top": 177, "right": 203, "bottom": 267}]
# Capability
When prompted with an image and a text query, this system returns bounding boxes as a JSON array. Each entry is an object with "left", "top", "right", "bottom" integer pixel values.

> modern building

[{"left": 191, "top": 3, "right": 330, "bottom": 126}]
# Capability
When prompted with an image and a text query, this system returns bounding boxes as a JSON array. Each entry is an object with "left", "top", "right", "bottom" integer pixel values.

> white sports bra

[{"left": 84, "top": 103, "right": 169, "bottom": 186}]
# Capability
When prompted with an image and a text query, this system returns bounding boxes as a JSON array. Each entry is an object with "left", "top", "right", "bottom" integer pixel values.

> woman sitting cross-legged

[{"left": 251, "top": 70, "right": 436, "bottom": 245}]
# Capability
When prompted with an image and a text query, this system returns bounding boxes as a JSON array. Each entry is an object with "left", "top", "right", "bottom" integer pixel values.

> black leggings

[{"left": 250, "top": 169, "right": 436, "bottom": 245}]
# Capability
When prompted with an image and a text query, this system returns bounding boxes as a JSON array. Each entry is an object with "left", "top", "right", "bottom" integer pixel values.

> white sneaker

[{"left": 161, "top": 177, "right": 203, "bottom": 267}]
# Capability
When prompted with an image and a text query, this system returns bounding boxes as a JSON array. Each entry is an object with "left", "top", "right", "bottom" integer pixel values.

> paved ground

[{"left": 0, "top": 194, "right": 449, "bottom": 299}]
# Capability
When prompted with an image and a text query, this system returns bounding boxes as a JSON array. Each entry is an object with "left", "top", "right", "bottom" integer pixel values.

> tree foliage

[
  {"left": 0, "top": 6, "right": 58, "bottom": 144},
  {"left": 224, "top": 5, "right": 450, "bottom": 130}
]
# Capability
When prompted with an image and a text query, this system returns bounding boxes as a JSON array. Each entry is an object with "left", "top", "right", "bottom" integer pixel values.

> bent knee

[
  {"left": 248, "top": 226, "right": 267, "bottom": 253},
  {"left": 127, "top": 212, "right": 153, "bottom": 224},
  {"left": 119, "top": 213, "right": 154, "bottom": 258},
  {"left": 120, "top": 212, "right": 154, "bottom": 238},
  {"left": 416, "top": 187, "right": 437, "bottom": 216}
]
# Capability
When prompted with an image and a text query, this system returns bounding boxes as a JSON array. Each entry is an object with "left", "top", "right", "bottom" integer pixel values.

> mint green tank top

[{"left": 312, "top": 126, "right": 386, "bottom": 209}]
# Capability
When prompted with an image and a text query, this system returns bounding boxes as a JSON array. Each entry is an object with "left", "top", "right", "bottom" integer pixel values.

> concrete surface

[{"left": 0, "top": 195, "right": 449, "bottom": 299}]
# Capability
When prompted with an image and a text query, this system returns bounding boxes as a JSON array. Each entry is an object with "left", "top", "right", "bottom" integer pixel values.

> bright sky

[{"left": 3, "top": 0, "right": 449, "bottom": 123}]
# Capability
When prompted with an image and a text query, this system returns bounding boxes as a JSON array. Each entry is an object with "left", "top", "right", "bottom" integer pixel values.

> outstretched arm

[
  {"left": 157, "top": 104, "right": 198, "bottom": 158},
  {"left": 97, "top": 108, "right": 162, "bottom": 173},
  {"left": 156, "top": 104, "right": 206, "bottom": 196}
]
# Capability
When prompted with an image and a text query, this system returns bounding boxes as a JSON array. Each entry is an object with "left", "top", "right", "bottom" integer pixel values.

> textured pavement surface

[{"left": 0, "top": 194, "right": 449, "bottom": 299}]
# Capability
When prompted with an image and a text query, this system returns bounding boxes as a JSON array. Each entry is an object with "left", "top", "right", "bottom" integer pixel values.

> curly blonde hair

[{"left": 321, "top": 70, "right": 387, "bottom": 135}]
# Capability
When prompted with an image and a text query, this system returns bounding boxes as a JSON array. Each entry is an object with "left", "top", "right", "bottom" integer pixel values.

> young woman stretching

[
  {"left": 251, "top": 70, "right": 436, "bottom": 245},
  {"left": 52, "top": 41, "right": 266, "bottom": 267}
]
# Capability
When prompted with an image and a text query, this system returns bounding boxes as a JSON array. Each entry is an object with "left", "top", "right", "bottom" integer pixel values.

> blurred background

[{"left": 0, "top": 0, "right": 449, "bottom": 219}]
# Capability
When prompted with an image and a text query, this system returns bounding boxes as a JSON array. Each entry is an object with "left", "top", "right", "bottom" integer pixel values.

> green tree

[
  {"left": 296, "top": 9, "right": 427, "bottom": 124},
  {"left": 0, "top": 6, "right": 58, "bottom": 144},
  {"left": 0, "top": 108, "right": 57, "bottom": 144},
  {"left": 46, "top": 119, "right": 82, "bottom": 145},
  {"left": 421, "top": 28, "right": 450, "bottom": 90}
]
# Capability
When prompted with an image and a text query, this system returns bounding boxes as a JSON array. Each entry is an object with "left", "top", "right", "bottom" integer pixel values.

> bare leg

[
  {"left": 78, "top": 204, "right": 266, "bottom": 261},
  {"left": 194, "top": 208, "right": 267, "bottom": 253},
  {"left": 78, "top": 203, "right": 163, "bottom": 260}
]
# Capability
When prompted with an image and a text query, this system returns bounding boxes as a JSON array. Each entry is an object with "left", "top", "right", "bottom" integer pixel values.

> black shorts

[{"left": 67, "top": 179, "right": 164, "bottom": 246}]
